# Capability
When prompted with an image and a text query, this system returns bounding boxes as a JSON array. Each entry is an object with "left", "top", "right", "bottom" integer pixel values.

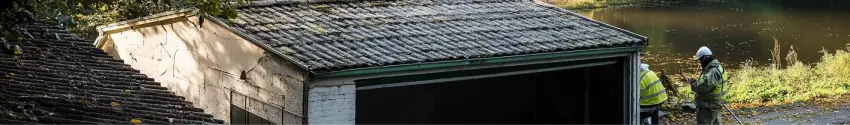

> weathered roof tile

[
  {"left": 226, "top": 0, "right": 645, "bottom": 72},
  {"left": 0, "top": 22, "right": 222, "bottom": 124}
]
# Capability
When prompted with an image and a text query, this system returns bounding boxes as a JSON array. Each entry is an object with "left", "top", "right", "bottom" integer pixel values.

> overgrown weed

[{"left": 728, "top": 41, "right": 850, "bottom": 107}]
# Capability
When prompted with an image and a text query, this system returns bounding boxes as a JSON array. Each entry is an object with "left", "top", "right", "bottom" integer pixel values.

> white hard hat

[{"left": 696, "top": 46, "right": 712, "bottom": 60}]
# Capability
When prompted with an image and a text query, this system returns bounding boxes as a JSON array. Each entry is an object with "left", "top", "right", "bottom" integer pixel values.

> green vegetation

[
  {"left": 722, "top": 39, "right": 850, "bottom": 107},
  {"left": 659, "top": 41, "right": 850, "bottom": 108},
  {"left": 1, "top": 0, "right": 245, "bottom": 40},
  {"left": 728, "top": 49, "right": 850, "bottom": 105},
  {"left": 663, "top": 44, "right": 850, "bottom": 124}
]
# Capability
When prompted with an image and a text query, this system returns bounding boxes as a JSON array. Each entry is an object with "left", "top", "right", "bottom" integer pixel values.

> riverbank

[
  {"left": 728, "top": 50, "right": 850, "bottom": 106},
  {"left": 545, "top": 0, "right": 634, "bottom": 9},
  {"left": 661, "top": 46, "right": 850, "bottom": 124},
  {"left": 565, "top": 0, "right": 850, "bottom": 123},
  {"left": 664, "top": 94, "right": 850, "bottom": 124},
  {"left": 546, "top": 0, "right": 690, "bottom": 10},
  {"left": 737, "top": 95, "right": 850, "bottom": 124}
]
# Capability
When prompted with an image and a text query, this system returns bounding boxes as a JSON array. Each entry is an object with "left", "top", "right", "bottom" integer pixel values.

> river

[{"left": 575, "top": 0, "right": 850, "bottom": 74}]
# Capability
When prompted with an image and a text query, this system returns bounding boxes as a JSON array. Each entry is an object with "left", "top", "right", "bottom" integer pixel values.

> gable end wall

[{"left": 99, "top": 15, "right": 307, "bottom": 124}]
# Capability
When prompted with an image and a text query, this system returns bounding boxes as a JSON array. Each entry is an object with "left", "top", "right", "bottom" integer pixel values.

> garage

[
  {"left": 284, "top": 0, "right": 650, "bottom": 124},
  {"left": 355, "top": 58, "right": 631, "bottom": 124},
  {"left": 90, "top": 0, "right": 649, "bottom": 124}
]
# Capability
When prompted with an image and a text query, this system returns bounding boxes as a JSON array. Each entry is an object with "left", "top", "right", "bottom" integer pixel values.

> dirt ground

[{"left": 662, "top": 95, "right": 850, "bottom": 124}]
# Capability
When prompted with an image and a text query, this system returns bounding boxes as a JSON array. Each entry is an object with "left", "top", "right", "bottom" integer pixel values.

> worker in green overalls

[
  {"left": 690, "top": 46, "right": 728, "bottom": 125},
  {"left": 639, "top": 53, "right": 668, "bottom": 124}
]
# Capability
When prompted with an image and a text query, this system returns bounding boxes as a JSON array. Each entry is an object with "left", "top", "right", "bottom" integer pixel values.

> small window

[{"left": 231, "top": 105, "right": 272, "bottom": 125}]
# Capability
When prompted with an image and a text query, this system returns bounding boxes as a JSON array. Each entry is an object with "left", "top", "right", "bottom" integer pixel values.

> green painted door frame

[{"left": 315, "top": 46, "right": 642, "bottom": 78}]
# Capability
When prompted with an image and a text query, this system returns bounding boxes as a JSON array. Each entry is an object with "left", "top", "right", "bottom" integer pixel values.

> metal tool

[
  {"left": 723, "top": 104, "right": 744, "bottom": 125},
  {"left": 721, "top": 76, "right": 744, "bottom": 125}
]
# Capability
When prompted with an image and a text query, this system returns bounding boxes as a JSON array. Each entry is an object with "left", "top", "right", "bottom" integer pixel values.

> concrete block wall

[{"left": 308, "top": 85, "right": 356, "bottom": 124}]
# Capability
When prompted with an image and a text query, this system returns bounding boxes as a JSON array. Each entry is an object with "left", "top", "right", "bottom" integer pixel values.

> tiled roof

[
  {"left": 225, "top": 0, "right": 646, "bottom": 72},
  {"left": 0, "top": 22, "right": 223, "bottom": 124}
]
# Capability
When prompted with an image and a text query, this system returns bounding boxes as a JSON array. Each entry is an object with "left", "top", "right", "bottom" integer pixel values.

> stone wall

[{"left": 99, "top": 14, "right": 306, "bottom": 124}]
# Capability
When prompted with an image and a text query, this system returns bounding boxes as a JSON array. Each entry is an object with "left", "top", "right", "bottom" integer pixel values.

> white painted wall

[
  {"left": 308, "top": 85, "right": 356, "bottom": 124},
  {"left": 99, "top": 14, "right": 306, "bottom": 124}
]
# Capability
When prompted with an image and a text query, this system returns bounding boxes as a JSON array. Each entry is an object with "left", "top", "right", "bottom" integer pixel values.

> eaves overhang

[{"left": 314, "top": 46, "right": 644, "bottom": 78}]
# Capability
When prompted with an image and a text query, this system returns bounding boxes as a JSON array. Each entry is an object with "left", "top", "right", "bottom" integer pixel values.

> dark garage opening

[{"left": 356, "top": 58, "right": 629, "bottom": 124}]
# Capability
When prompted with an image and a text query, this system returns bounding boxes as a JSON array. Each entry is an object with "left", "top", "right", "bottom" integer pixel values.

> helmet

[{"left": 696, "top": 46, "right": 713, "bottom": 60}]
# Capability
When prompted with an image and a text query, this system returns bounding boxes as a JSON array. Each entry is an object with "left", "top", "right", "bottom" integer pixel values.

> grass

[
  {"left": 725, "top": 39, "right": 850, "bottom": 107},
  {"left": 662, "top": 40, "right": 850, "bottom": 108},
  {"left": 662, "top": 41, "right": 850, "bottom": 124},
  {"left": 721, "top": 39, "right": 849, "bottom": 110},
  {"left": 728, "top": 49, "right": 850, "bottom": 106}
]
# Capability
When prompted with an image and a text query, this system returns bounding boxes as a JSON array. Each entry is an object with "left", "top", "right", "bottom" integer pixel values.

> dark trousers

[
  {"left": 640, "top": 103, "right": 663, "bottom": 125},
  {"left": 697, "top": 107, "right": 722, "bottom": 125}
]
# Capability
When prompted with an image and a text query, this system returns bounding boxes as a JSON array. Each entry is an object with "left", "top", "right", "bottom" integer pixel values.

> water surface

[{"left": 576, "top": 0, "right": 850, "bottom": 73}]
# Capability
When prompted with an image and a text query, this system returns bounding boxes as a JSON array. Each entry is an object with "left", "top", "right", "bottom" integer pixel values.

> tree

[{"left": 1, "top": 0, "right": 244, "bottom": 42}]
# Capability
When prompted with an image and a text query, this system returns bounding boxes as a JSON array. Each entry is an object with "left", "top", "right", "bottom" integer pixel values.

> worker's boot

[{"left": 680, "top": 101, "right": 697, "bottom": 113}]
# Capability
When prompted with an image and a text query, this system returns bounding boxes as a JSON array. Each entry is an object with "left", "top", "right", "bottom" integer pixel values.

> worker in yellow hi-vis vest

[{"left": 639, "top": 53, "right": 668, "bottom": 125}]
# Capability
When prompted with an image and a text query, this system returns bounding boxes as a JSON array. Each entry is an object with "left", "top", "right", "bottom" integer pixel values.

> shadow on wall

[{"left": 104, "top": 15, "right": 306, "bottom": 124}]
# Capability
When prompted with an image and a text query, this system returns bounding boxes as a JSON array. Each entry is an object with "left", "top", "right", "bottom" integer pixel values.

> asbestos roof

[
  {"left": 225, "top": 0, "right": 646, "bottom": 72},
  {"left": 0, "top": 22, "right": 223, "bottom": 124}
]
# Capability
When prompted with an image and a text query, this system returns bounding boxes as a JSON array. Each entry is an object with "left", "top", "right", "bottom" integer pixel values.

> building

[
  {"left": 0, "top": 20, "right": 222, "bottom": 124},
  {"left": 94, "top": 0, "right": 648, "bottom": 124}
]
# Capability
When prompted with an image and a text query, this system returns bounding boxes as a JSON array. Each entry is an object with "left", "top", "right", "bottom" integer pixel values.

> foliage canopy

[{"left": 1, "top": 0, "right": 245, "bottom": 41}]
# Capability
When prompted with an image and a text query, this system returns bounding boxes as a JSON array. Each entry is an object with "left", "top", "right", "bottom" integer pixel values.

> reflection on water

[{"left": 576, "top": 0, "right": 850, "bottom": 74}]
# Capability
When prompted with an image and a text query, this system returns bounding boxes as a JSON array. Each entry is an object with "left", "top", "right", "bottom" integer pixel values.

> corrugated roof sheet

[
  {"left": 226, "top": 0, "right": 645, "bottom": 72},
  {"left": 0, "top": 22, "right": 223, "bottom": 124}
]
